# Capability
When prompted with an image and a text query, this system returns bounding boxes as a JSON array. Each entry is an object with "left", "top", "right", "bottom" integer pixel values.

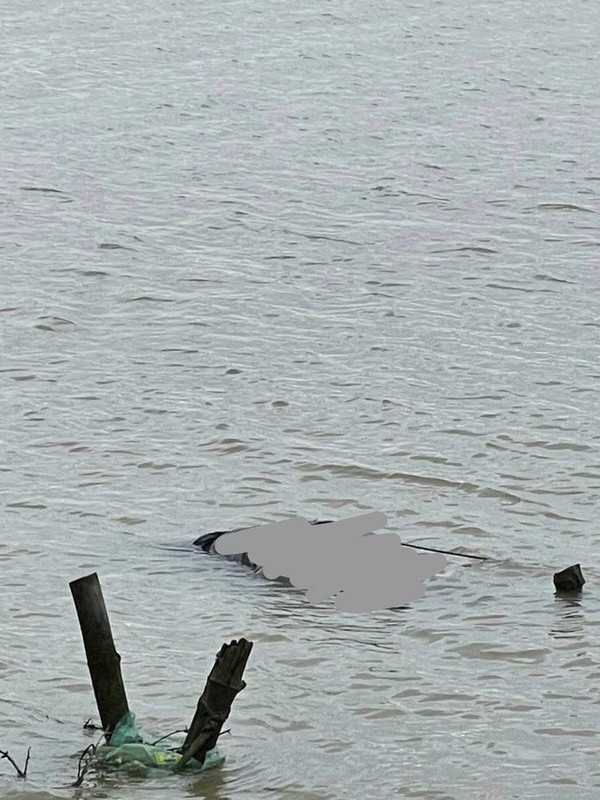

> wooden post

[
  {"left": 173, "top": 638, "right": 253, "bottom": 773},
  {"left": 69, "top": 573, "right": 130, "bottom": 740}
]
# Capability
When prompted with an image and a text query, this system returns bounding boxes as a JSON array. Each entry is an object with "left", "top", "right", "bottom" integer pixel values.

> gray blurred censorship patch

[{"left": 214, "top": 512, "right": 447, "bottom": 612}]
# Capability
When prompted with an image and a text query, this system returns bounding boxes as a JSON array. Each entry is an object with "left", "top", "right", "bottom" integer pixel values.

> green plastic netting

[{"left": 95, "top": 712, "right": 225, "bottom": 777}]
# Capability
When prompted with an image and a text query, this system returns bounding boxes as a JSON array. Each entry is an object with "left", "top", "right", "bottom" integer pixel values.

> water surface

[{"left": 1, "top": 0, "right": 599, "bottom": 798}]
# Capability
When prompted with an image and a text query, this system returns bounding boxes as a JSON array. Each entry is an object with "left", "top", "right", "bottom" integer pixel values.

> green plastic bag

[
  {"left": 96, "top": 711, "right": 225, "bottom": 777},
  {"left": 106, "top": 711, "right": 144, "bottom": 747}
]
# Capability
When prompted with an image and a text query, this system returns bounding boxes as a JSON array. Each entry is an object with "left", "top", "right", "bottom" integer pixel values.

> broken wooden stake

[
  {"left": 70, "top": 573, "right": 130, "bottom": 740},
  {"left": 173, "top": 638, "right": 253, "bottom": 773},
  {"left": 69, "top": 572, "right": 252, "bottom": 776}
]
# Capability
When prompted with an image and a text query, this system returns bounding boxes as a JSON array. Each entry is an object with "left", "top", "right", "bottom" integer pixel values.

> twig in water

[
  {"left": 0, "top": 747, "right": 31, "bottom": 778},
  {"left": 151, "top": 728, "right": 189, "bottom": 747},
  {"left": 402, "top": 542, "right": 488, "bottom": 560},
  {"left": 67, "top": 728, "right": 107, "bottom": 789},
  {"left": 70, "top": 743, "right": 97, "bottom": 788},
  {"left": 83, "top": 718, "right": 104, "bottom": 732},
  {"left": 218, "top": 728, "right": 231, "bottom": 738}
]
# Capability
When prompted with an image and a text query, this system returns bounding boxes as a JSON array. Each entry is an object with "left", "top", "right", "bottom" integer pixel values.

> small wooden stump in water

[
  {"left": 553, "top": 564, "right": 585, "bottom": 594},
  {"left": 70, "top": 573, "right": 130, "bottom": 740},
  {"left": 173, "top": 638, "right": 253, "bottom": 773}
]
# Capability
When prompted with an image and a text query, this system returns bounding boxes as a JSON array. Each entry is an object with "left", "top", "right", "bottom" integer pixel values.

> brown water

[{"left": 1, "top": 0, "right": 600, "bottom": 797}]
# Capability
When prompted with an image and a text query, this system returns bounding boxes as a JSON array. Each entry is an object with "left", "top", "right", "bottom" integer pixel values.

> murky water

[{"left": 1, "top": 0, "right": 599, "bottom": 797}]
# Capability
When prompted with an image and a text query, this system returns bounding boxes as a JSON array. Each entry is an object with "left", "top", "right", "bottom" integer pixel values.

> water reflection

[
  {"left": 549, "top": 596, "right": 585, "bottom": 640},
  {"left": 186, "top": 767, "right": 229, "bottom": 799}
]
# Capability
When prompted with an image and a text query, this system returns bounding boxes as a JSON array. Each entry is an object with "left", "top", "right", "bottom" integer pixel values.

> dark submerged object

[
  {"left": 194, "top": 520, "right": 487, "bottom": 572},
  {"left": 553, "top": 564, "right": 585, "bottom": 594},
  {"left": 194, "top": 519, "right": 332, "bottom": 572}
]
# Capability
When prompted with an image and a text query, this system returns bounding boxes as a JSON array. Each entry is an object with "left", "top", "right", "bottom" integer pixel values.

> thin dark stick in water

[
  {"left": 71, "top": 744, "right": 96, "bottom": 788},
  {"left": 402, "top": 542, "right": 488, "bottom": 561},
  {"left": 23, "top": 748, "right": 30, "bottom": 778},
  {"left": 0, "top": 747, "right": 31, "bottom": 778},
  {"left": 151, "top": 729, "right": 189, "bottom": 747}
]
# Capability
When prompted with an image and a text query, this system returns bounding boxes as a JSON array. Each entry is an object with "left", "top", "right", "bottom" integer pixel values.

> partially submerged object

[
  {"left": 96, "top": 711, "right": 224, "bottom": 777},
  {"left": 553, "top": 563, "right": 585, "bottom": 594},
  {"left": 195, "top": 522, "right": 586, "bottom": 599},
  {"left": 193, "top": 519, "right": 330, "bottom": 572},
  {"left": 69, "top": 573, "right": 252, "bottom": 780},
  {"left": 193, "top": 518, "right": 487, "bottom": 572}
]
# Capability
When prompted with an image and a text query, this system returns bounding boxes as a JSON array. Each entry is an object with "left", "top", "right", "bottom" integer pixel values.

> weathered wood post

[
  {"left": 173, "top": 638, "right": 253, "bottom": 772},
  {"left": 70, "top": 573, "right": 130, "bottom": 740}
]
